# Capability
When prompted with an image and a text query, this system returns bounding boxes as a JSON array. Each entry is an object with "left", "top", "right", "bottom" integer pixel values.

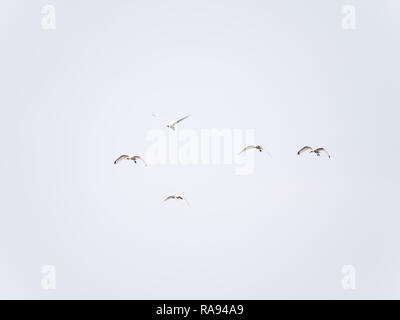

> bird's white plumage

[
  {"left": 114, "top": 155, "right": 130, "bottom": 165},
  {"left": 239, "top": 145, "right": 265, "bottom": 154},
  {"left": 314, "top": 148, "right": 331, "bottom": 158},
  {"left": 161, "top": 195, "right": 190, "bottom": 207},
  {"left": 297, "top": 146, "right": 313, "bottom": 155},
  {"left": 167, "top": 115, "right": 190, "bottom": 130},
  {"left": 297, "top": 146, "right": 331, "bottom": 158},
  {"left": 131, "top": 156, "right": 148, "bottom": 166},
  {"left": 114, "top": 154, "right": 148, "bottom": 165}
]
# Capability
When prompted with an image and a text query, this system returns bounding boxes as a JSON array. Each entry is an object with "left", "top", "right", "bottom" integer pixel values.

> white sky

[{"left": 0, "top": 0, "right": 399, "bottom": 299}]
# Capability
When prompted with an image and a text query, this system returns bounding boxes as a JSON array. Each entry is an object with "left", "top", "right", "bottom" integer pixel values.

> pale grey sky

[{"left": 0, "top": 0, "right": 399, "bottom": 299}]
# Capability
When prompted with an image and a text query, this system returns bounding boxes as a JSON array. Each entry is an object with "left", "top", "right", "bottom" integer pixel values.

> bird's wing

[
  {"left": 315, "top": 148, "right": 330, "bottom": 158},
  {"left": 239, "top": 145, "right": 256, "bottom": 154},
  {"left": 297, "top": 146, "right": 313, "bottom": 155},
  {"left": 171, "top": 115, "right": 190, "bottom": 126},
  {"left": 263, "top": 147, "right": 272, "bottom": 157},
  {"left": 183, "top": 198, "right": 191, "bottom": 208},
  {"left": 162, "top": 196, "right": 175, "bottom": 203},
  {"left": 114, "top": 155, "right": 130, "bottom": 164},
  {"left": 134, "top": 156, "right": 148, "bottom": 166}
]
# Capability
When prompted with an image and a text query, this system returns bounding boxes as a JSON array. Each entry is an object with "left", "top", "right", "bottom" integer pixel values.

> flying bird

[
  {"left": 161, "top": 195, "right": 190, "bottom": 207},
  {"left": 239, "top": 145, "right": 270, "bottom": 156},
  {"left": 297, "top": 146, "right": 330, "bottom": 158},
  {"left": 114, "top": 155, "right": 148, "bottom": 166},
  {"left": 167, "top": 115, "right": 190, "bottom": 131}
]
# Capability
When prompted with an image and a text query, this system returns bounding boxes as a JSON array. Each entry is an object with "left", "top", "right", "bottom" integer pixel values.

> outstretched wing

[
  {"left": 239, "top": 145, "right": 256, "bottom": 154},
  {"left": 161, "top": 195, "right": 175, "bottom": 203},
  {"left": 177, "top": 196, "right": 191, "bottom": 208},
  {"left": 171, "top": 115, "right": 190, "bottom": 127},
  {"left": 114, "top": 155, "right": 130, "bottom": 165},
  {"left": 133, "top": 156, "right": 148, "bottom": 166},
  {"left": 315, "top": 148, "right": 330, "bottom": 158},
  {"left": 183, "top": 198, "right": 191, "bottom": 208},
  {"left": 263, "top": 147, "right": 272, "bottom": 157},
  {"left": 297, "top": 146, "right": 313, "bottom": 155}
]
